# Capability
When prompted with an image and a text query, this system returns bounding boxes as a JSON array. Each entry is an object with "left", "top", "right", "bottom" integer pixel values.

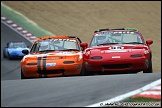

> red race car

[{"left": 82, "top": 28, "right": 153, "bottom": 75}]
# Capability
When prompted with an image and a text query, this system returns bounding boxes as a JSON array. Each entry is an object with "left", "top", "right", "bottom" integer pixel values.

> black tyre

[
  {"left": 3, "top": 52, "right": 6, "bottom": 58},
  {"left": 80, "top": 63, "right": 94, "bottom": 76},
  {"left": 62, "top": 72, "right": 65, "bottom": 77},
  {"left": 21, "top": 68, "right": 27, "bottom": 79},
  {"left": 8, "top": 52, "right": 12, "bottom": 60},
  {"left": 80, "top": 63, "right": 86, "bottom": 76},
  {"left": 143, "top": 60, "right": 153, "bottom": 73}
]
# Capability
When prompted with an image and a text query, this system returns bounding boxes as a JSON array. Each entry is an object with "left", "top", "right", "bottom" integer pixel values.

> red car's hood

[{"left": 86, "top": 44, "right": 149, "bottom": 54}]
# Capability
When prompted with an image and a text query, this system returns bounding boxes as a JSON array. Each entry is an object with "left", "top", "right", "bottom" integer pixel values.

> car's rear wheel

[{"left": 143, "top": 59, "right": 153, "bottom": 73}]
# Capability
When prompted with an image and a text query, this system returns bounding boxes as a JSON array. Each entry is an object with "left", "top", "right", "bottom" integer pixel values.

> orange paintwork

[{"left": 20, "top": 36, "right": 84, "bottom": 79}]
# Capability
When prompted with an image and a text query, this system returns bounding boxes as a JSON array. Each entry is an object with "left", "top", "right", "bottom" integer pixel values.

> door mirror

[
  {"left": 22, "top": 49, "right": 29, "bottom": 55},
  {"left": 146, "top": 40, "right": 153, "bottom": 46},
  {"left": 80, "top": 42, "right": 88, "bottom": 51}
]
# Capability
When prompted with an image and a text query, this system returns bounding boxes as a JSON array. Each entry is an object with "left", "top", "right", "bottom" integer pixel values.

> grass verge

[
  {"left": 1, "top": 2, "right": 54, "bottom": 38},
  {"left": 124, "top": 97, "right": 161, "bottom": 102}
]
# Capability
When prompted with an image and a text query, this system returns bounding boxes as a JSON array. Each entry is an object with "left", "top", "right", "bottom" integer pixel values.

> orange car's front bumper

[{"left": 22, "top": 63, "right": 82, "bottom": 78}]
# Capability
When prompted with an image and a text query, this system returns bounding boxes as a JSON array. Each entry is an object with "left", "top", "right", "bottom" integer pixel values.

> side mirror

[
  {"left": 146, "top": 40, "right": 153, "bottom": 46},
  {"left": 22, "top": 49, "right": 29, "bottom": 55},
  {"left": 80, "top": 42, "right": 88, "bottom": 51}
]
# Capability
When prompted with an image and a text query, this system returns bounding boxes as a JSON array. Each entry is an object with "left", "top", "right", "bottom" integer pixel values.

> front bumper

[
  {"left": 21, "top": 63, "right": 82, "bottom": 78},
  {"left": 84, "top": 57, "right": 149, "bottom": 72}
]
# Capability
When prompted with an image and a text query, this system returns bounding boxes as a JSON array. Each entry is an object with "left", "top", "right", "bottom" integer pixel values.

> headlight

[
  {"left": 78, "top": 54, "right": 83, "bottom": 61},
  {"left": 21, "top": 56, "right": 27, "bottom": 62},
  {"left": 85, "top": 51, "right": 91, "bottom": 56},
  {"left": 144, "top": 50, "right": 149, "bottom": 54}
]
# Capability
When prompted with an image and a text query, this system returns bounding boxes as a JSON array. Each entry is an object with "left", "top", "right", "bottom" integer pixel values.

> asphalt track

[
  {"left": 1, "top": 22, "right": 161, "bottom": 107},
  {"left": 1, "top": 22, "right": 32, "bottom": 81}
]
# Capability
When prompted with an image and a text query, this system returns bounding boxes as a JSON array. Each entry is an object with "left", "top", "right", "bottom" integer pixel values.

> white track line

[
  {"left": 85, "top": 79, "right": 161, "bottom": 107},
  {"left": 1, "top": 18, "right": 33, "bottom": 43}
]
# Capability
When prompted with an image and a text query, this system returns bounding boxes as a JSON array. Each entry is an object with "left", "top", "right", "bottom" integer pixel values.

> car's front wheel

[
  {"left": 3, "top": 51, "right": 7, "bottom": 58},
  {"left": 80, "top": 63, "right": 86, "bottom": 76},
  {"left": 80, "top": 63, "right": 94, "bottom": 76},
  {"left": 143, "top": 60, "right": 153, "bottom": 73},
  {"left": 7, "top": 52, "right": 12, "bottom": 60},
  {"left": 21, "top": 68, "right": 27, "bottom": 79}
]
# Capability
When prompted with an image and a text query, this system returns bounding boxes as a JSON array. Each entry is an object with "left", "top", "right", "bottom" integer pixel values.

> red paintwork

[{"left": 83, "top": 29, "right": 153, "bottom": 74}]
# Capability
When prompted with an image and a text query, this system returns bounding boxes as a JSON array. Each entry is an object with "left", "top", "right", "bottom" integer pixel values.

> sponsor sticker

[
  {"left": 112, "top": 56, "right": 120, "bottom": 58},
  {"left": 58, "top": 52, "right": 73, "bottom": 54},
  {"left": 46, "top": 63, "right": 56, "bottom": 66}
]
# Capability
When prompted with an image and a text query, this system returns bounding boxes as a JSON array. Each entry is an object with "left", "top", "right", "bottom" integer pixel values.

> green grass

[
  {"left": 1, "top": 3, "right": 54, "bottom": 38},
  {"left": 118, "top": 97, "right": 161, "bottom": 107},
  {"left": 124, "top": 97, "right": 161, "bottom": 102}
]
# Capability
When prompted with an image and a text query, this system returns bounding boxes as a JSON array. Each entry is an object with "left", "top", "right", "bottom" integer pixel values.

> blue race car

[{"left": 3, "top": 41, "right": 30, "bottom": 59}]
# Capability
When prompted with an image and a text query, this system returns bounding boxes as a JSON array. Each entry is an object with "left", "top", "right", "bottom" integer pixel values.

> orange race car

[{"left": 20, "top": 36, "right": 88, "bottom": 79}]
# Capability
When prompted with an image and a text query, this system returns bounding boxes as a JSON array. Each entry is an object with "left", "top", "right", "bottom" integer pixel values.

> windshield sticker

[
  {"left": 95, "top": 32, "right": 110, "bottom": 36},
  {"left": 53, "top": 39, "right": 77, "bottom": 42},
  {"left": 58, "top": 52, "right": 73, "bottom": 54},
  {"left": 38, "top": 39, "right": 77, "bottom": 42},
  {"left": 113, "top": 31, "right": 135, "bottom": 34},
  {"left": 108, "top": 46, "right": 124, "bottom": 50}
]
